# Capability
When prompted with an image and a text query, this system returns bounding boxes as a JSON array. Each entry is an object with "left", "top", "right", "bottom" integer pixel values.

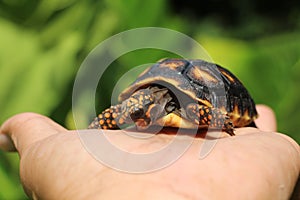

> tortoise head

[{"left": 120, "top": 87, "right": 169, "bottom": 129}]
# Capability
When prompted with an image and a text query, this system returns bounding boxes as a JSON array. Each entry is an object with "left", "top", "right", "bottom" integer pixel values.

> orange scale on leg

[{"left": 104, "top": 113, "right": 111, "bottom": 119}]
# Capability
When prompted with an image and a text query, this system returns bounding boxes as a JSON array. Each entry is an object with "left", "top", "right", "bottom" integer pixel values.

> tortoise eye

[{"left": 130, "top": 108, "right": 144, "bottom": 120}]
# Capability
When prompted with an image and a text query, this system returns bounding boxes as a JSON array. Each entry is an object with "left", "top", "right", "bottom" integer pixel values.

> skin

[{"left": 0, "top": 105, "right": 299, "bottom": 199}]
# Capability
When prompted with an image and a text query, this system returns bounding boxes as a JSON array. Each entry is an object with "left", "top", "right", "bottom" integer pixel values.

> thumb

[
  {"left": 0, "top": 112, "right": 67, "bottom": 155},
  {"left": 255, "top": 104, "right": 277, "bottom": 132}
]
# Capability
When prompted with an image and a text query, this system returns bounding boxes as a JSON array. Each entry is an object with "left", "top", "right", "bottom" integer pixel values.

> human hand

[{"left": 0, "top": 105, "right": 299, "bottom": 199}]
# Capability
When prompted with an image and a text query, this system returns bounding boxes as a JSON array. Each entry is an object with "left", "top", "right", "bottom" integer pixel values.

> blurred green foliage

[{"left": 0, "top": 0, "right": 299, "bottom": 199}]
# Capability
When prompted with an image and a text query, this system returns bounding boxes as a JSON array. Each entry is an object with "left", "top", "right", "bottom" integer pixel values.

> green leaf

[{"left": 0, "top": 18, "right": 82, "bottom": 122}]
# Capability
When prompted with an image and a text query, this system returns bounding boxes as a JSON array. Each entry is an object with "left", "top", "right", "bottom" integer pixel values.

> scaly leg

[
  {"left": 88, "top": 104, "right": 124, "bottom": 129},
  {"left": 186, "top": 103, "right": 235, "bottom": 136}
]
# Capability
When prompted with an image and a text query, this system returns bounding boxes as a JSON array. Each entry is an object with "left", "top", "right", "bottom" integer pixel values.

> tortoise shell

[{"left": 119, "top": 58, "right": 258, "bottom": 128}]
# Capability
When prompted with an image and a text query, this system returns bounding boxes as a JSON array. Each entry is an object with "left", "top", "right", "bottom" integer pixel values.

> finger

[
  {"left": 218, "top": 132, "right": 299, "bottom": 198},
  {"left": 0, "top": 112, "right": 67, "bottom": 154},
  {"left": 255, "top": 104, "right": 277, "bottom": 132}
]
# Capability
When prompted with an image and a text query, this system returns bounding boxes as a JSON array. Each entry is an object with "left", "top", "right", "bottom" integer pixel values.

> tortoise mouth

[{"left": 134, "top": 118, "right": 151, "bottom": 129}]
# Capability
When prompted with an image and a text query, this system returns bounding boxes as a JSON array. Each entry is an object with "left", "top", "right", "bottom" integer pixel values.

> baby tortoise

[{"left": 89, "top": 58, "right": 258, "bottom": 136}]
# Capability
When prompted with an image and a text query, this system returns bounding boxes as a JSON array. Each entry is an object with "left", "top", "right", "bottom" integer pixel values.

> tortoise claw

[{"left": 223, "top": 119, "right": 235, "bottom": 136}]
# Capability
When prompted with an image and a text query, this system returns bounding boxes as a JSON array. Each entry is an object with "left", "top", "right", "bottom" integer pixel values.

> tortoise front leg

[
  {"left": 186, "top": 103, "right": 235, "bottom": 136},
  {"left": 88, "top": 104, "right": 124, "bottom": 129}
]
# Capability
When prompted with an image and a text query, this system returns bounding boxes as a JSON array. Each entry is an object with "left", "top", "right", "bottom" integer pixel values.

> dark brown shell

[{"left": 119, "top": 58, "right": 258, "bottom": 127}]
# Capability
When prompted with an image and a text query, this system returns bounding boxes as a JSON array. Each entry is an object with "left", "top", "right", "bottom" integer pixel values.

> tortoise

[{"left": 88, "top": 58, "right": 258, "bottom": 136}]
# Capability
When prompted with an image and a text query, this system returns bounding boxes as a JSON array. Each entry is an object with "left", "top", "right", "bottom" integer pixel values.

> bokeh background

[{"left": 0, "top": 0, "right": 299, "bottom": 199}]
